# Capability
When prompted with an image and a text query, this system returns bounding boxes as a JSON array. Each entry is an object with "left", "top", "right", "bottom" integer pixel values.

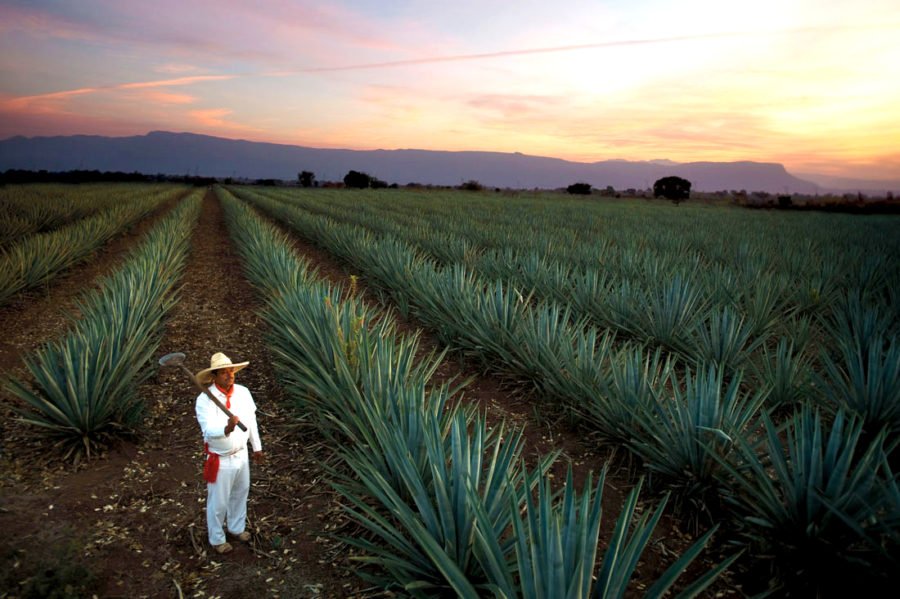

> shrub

[{"left": 566, "top": 182, "right": 592, "bottom": 195}]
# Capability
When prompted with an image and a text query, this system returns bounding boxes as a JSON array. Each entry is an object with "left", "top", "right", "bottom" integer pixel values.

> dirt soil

[{"left": 0, "top": 189, "right": 737, "bottom": 598}]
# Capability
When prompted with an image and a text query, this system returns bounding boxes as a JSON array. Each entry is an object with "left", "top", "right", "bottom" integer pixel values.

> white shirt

[{"left": 195, "top": 383, "right": 262, "bottom": 455}]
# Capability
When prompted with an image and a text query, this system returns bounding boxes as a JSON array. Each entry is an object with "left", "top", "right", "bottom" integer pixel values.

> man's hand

[
  {"left": 252, "top": 451, "right": 265, "bottom": 464},
  {"left": 225, "top": 415, "right": 240, "bottom": 435}
]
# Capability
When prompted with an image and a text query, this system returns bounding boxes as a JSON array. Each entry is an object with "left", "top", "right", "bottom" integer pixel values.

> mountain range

[{"left": 1, "top": 131, "right": 896, "bottom": 194}]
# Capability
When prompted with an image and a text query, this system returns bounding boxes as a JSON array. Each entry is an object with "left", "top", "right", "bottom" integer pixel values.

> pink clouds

[
  {"left": 153, "top": 64, "right": 203, "bottom": 74},
  {"left": 2, "top": 88, "right": 98, "bottom": 114},
  {"left": 189, "top": 108, "right": 234, "bottom": 128},
  {"left": 1, "top": 75, "right": 233, "bottom": 118},
  {"left": 467, "top": 94, "right": 566, "bottom": 120},
  {"left": 187, "top": 108, "right": 258, "bottom": 134},
  {"left": 0, "top": 73, "right": 236, "bottom": 139},
  {"left": 136, "top": 91, "right": 196, "bottom": 105},
  {"left": 118, "top": 75, "right": 236, "bottom": 90}
]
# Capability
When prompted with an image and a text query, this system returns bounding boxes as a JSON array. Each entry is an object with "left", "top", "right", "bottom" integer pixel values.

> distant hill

[
  {"left": 794, "top": 172, "right": 900, "bottom": 195},
  {"left": 0, "top": 131, "right": 823, "bottom": 193}
]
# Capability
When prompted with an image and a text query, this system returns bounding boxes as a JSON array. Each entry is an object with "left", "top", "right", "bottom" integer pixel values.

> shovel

[{"left": 158, "top": 352, "right": 248, "bottom": 432}]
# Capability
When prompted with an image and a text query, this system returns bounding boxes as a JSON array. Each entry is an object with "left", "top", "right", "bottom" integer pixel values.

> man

[{"left": 194, "top": 352, "right": 264, "bottom": 554}]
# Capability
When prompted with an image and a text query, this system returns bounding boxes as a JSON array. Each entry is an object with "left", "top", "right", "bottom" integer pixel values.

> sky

[{"left": 1, "top": 0, "right": 898, "bottom": 179}]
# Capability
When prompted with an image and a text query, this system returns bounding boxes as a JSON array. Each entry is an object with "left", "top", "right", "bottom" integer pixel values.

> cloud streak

[
  {"left": 3, "top": 75, "right": 235, "bottom": 112},
  {"left": 291, "top": 23, "right": 894, "bottom": 73}
]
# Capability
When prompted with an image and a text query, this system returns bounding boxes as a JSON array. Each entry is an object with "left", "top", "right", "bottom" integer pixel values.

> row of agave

[
  {"left": 0, "top": 183, "right": 168, "bottom": 246},
  {"left": 0, "top": 185, "right": 182, "bottom": 306},
  {"left": 218, "top": 186, "right": 733, "bottom": 597},
  {"left": 3, "top": 191, "right": 202, "bottom": 460},
  {"left": 234, "top": 186, "right": 900, "bottom": 593}
]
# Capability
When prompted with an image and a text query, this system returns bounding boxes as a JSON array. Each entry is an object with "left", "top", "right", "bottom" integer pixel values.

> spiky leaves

[
  {"left": 628, "top": 366, "right": 767, "bottom": 522},
  {"left": 714, "top": 408, "right": 894, "bottom": 593}
]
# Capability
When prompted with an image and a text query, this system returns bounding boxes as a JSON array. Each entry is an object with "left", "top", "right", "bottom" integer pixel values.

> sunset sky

[{"left": 1, "top": 0, "right": 898, "bottom": 179}]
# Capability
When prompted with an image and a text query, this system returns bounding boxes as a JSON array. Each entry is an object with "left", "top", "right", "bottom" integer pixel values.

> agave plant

[
  {"left": 712, "top": 408, "right": 893, "bottom": 594},
  {"left": 842, "top": 249, "right": 889, "bottom": 301},
  {"left": 689, "top": 306, "right": 763, "bottom": 372},
  {"left": 778, "top": 313, "right": 814, "bottom": 356},
  {"left": 628, "top": 365, "right": 767, "bottom": 523},
  {"left": 263, "top": 285, "right": 388, "bottom": 417},
  {"left": 476, "top": 465, "right": 606, "bottom": 598},
  {"left": 410, "top": 264, "right": 530, "bottom": 365},
  {"left": 581, "top": 345, "right": 673, "bottom": 444},
  {"left": 543, "top": 326, "right": 618, "bottom": 413},
  {"left": 823, "top": 290, "right": 896, "bottom": 353},
  {"left": 335, "top": 411, "right": 546, "bottom": 597},
  {"left": 473, "top": 466, "right": 736, "bottom": 599},
  {"left": 592, "top": 480, "right": 737, "bottom": 599},
  {"left": 633, "top": 275, "right": 706, "bottom": 354},
  {"left": 752, "top": 337, "right": 812, "bottom": 410},
  {"left": 313, "top": 323, "right": 459, "bottom": 497},
  {"left": 816, "top": 334, "right": 900, "bottom": 435},
  {"left": 568, "top": 268, "right": 617, "bottom": 327},
  {"left": 737, "top": 271, "right": 789, "bottom": 339}
]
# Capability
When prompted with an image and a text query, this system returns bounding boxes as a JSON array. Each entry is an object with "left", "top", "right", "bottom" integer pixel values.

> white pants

[{"left": 206, "top": 449, "right": 250, "bottom": 546}]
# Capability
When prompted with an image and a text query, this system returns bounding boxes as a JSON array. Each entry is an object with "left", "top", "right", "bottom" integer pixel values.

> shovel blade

[{"left": 159, "top": 352, "right": 186, "bottom": 367}]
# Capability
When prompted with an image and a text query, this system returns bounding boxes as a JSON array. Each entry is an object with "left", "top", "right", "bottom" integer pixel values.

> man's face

[{"left": 213, "top": 367, "right": 235, "bottom": 390}]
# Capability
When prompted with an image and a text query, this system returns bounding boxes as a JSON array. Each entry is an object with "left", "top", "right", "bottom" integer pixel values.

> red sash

[{"left": 204, "top": 443, "right": 219, "bottom": 483}]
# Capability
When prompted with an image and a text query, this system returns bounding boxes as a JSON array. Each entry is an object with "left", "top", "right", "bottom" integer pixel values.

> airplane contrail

[{"left": 296, "top": 32, "right": 740, "bottom": 73}]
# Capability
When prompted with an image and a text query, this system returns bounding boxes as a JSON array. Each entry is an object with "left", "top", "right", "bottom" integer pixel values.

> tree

[
  {"left": 653, "top": 176, "right": 691, "bottom": 203},
  {"left": 343, "top": 170, "right": 373, "bottom": 189},
  {"left": 298, "top": 170, "right": 315, "bottom": 187},
  {"left": 460, "top": 180, "right": 483, "bottom": 191},
  {"left": 566, "top": 182, "right": 592, "bottom": 195}
]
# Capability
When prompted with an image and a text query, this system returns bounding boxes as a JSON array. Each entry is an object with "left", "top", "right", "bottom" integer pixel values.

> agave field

[
  {"left": 1, "top": 182, "right": 898, "bottom": 597},
  {"left": 225, "top": 185, "right": 900, "bottom": 595}
]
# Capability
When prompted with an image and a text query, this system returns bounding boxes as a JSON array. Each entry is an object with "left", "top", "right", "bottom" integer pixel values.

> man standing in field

[{"left": 194, "top": 352, "right": 264, "bottom": 554}]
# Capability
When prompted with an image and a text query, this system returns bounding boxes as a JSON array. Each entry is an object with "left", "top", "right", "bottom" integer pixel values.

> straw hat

[{"left": 195, "top": 352, "right": 249, "bottom": 385}]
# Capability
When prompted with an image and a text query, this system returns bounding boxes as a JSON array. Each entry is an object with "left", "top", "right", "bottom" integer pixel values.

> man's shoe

[
  {"left": 236, "top": 531, "right": 251, "bottom": 542},
  {"left": 213, "top": 542, "right": 233, "bottom": 554}
]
